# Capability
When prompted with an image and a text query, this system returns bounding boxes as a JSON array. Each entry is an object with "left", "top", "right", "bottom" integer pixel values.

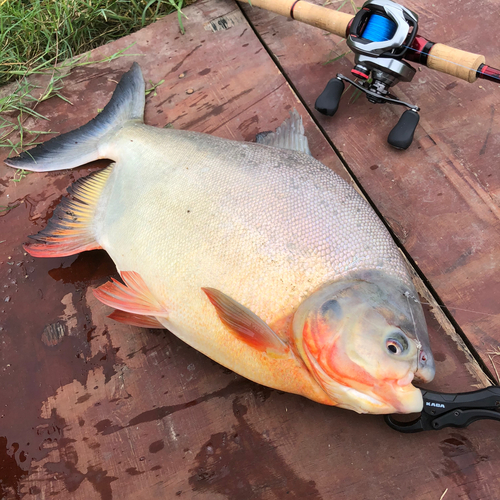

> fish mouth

[
  {"left": 329, "top": 382, "right": 423, "bottom": 415},
  {"left": 333, "top": 366, "right": 424, "bottom": 414},
  {"left": 336, "top": 386, "right": 389, "bottom": 413},
  {"left": 414, "top": 367, "right": 435, "bottom": 384},
  {"left": 388, "top": 382, "right": 424, "bottom": 414},
  {"left": 377, "top": 371, "right": 425, "bottom": 414}
]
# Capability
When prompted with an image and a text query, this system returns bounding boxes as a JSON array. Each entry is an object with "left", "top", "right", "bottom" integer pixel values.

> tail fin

[{"left": 5, "top": 62, "right": 145, "bottom": 172}]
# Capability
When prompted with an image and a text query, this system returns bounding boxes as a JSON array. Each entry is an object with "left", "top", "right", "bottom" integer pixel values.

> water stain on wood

[
  {"left": 125, "top": 467, "right": 144, "bottom": 476},
  {"left": 189, "top": 397, "right": 322, "bottom": 499},
  {"left": 169, "top": 45, "right": 202, "bottom": 74},
  {"left": 149, "top": 440, "right": 165, "bottom": 453},
  {"left": 0, "top": 437, "right": 27, "bottom": 500},
  {"left": 94, "top": 379, "right": 253, "bottom": 436},
  {"left": 42, "top": 410, "right": 118, "bottom": 499},
  {"left": 439, "top": 433, "right": 484, "bottom": 499}
]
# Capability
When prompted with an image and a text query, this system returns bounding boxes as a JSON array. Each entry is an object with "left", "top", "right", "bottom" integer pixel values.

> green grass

[
  {"left": 10, "top": 168, "right": 30, "bottom": 182},
  {"left": 0, "top": 44, "right": 140, "bottom": 158},
  {"left": 0, "top": 0, "right": 185, "bottom": 163},
  {"left": 0, "top": 0, "right": 186, "bottom": 86}
]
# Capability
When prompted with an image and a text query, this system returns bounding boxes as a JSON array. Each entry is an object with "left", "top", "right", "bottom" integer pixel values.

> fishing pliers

[{"left": 385, "top": 386, "right": 500, "bottom": 432}]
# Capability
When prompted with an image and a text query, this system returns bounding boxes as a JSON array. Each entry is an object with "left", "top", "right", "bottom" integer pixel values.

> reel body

[{"left": 315, "top": 0, "right": 421, "bottom": 149}]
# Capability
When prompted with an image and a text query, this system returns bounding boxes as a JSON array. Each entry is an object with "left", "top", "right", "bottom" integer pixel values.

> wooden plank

[
  {"left": 0, "top": 1, "right": 499, "bottom": 499},
  {"left": 241, "top": 0, "right": 500, "bottom": 378}
]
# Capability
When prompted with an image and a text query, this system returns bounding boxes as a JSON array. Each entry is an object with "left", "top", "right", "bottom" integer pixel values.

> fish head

[{"left": 292, "top": 270, "right": 435, "bottom": 414}]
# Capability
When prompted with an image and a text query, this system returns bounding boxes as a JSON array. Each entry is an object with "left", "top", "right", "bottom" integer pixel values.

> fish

[{"left": 5, "top": 62, "right": 435, "bottom": 414}]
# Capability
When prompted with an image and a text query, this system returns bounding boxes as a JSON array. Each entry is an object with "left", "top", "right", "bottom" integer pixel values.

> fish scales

[
  {"left": 102, "top": 124, "right": 411, "bottom": 381},
  {"left": 5, "top": 63, "right": 435, "bottom": 414},
  {"left": 102, "top": 124, "right": 411, "bottom": 326}
]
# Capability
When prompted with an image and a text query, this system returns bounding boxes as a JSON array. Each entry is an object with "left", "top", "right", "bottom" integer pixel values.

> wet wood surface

[
  {"left": 242, "top": 0, "right": 500, "bottom": 375},
  {"left": 0, "top": 1, "right": 499, "bottom": 499}
]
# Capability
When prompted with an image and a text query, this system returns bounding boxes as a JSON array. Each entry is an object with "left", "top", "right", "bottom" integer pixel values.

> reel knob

[
  {"left": 387, "top": 109, "right": 420, "bottom": 149},
  {"left": 315, "top": 78, "right": 345, "bottom": 116}
]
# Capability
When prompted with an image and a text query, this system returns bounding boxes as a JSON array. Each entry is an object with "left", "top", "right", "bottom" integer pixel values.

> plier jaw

[{"left": 384, "top": 387, "right": 500, "bottom": 433}]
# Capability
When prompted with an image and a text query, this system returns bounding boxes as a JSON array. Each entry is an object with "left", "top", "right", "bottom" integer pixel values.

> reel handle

[
  {"left": 315, "top": 78, "right": 345, "bottom": 116},
  {"left": 387, "top": 109, "right": 420, "bottom": 150}
]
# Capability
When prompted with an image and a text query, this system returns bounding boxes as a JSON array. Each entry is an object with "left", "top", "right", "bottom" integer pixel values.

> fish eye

[{"left": 385, "top": 332, "right": 409, "bottom": 355}]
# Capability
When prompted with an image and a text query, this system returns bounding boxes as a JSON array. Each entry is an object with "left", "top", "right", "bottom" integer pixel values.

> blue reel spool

[{"left": 362, "top": 13, "right": 397, "bottom": 42}]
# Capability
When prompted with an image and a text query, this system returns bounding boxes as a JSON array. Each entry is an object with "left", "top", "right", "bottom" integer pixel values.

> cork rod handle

[
  {"left": 238, "top": 0, "right": 353, "bottom": 38},
  {"left": 238, "top": 0, "right": 486, "bottom": 83},
  {"left": 426, "top": 44, "right": 485, "bottom": 83}
]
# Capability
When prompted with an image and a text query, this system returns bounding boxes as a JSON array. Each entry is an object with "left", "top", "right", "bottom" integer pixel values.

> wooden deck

[{"left": 0, "top": 1, "right": 499, "bottom": 498}]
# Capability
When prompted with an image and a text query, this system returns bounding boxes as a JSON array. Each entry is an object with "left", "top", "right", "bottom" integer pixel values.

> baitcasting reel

[{"left": 315, "top": 0, "right": 421, "bottom": 150}]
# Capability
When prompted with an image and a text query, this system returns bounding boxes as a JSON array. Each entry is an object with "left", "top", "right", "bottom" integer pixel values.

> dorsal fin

[{"left": 255, "top": 109, "right": 311, "bottom": 156}]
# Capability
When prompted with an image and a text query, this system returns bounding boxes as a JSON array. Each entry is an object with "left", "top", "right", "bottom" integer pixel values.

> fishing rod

[{"left": 239, "top": 0, "right": 500, "bottom": 149}]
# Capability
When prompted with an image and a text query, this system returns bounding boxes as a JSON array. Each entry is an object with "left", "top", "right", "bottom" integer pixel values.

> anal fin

[
  {"left": 94, "top": 271, "right": 168, "bottom": 318},
  {"left": 25, "top": 166, "right": 113, "bottom": 257},
  {"left": 108, "top": 310, "right": 166, "bottom": 329}
]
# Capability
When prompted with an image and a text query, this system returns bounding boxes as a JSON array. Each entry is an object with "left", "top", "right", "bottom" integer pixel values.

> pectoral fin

[{"left": 202, "top": 287, "right": 288, "bottom": 355}]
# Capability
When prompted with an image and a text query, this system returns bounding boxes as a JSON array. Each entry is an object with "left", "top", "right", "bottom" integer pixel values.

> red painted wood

[{"left": 0, "top": 1, "right": 499, "bottom": 499}]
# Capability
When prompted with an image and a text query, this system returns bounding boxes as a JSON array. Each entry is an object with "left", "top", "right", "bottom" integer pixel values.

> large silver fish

[{"left": 5, "top": 63, "right": 434, "bottom": 414}]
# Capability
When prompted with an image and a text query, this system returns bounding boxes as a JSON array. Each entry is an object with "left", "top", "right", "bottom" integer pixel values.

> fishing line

[
  {"left": 414, "top": 300, "right": 499, "bottom": 318},
  {"left": 404, "top": 291, "right": 422, "bottom": 354}
]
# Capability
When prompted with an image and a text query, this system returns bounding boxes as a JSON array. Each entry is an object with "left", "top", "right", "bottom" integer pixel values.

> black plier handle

[{"left": 385, "top": 387, "right": 500, "bottom": 433}]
